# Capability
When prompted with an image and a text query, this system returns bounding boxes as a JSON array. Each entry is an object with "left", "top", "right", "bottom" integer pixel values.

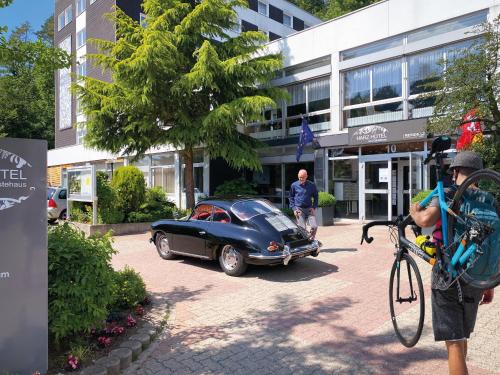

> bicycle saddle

[{"left": 430, "top": 136, "right": 451, "bottom": 154}]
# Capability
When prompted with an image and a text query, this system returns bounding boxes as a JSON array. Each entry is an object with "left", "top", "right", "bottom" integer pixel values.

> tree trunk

[{"left": 183, "top": 147, "right": 195, "bottom": 210}]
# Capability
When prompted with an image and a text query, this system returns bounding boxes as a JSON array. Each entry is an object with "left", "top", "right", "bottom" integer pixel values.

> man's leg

[
  {"left": 446, "top": 340, "right": 468, "bottom": 375},
  {"left": 307, "top": 212, "right": 318, "bottom": 240},
  {"left": 295, "top": 209, "right": 307, "bottom": 230}
]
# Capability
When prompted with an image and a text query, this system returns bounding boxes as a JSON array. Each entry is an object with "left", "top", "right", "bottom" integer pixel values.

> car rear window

[
  {"left": 47, "top": 188, "right": 55, "bottom": 200},
  {"left": 231, "top": 199, "right": 280, "bottom": 221}
]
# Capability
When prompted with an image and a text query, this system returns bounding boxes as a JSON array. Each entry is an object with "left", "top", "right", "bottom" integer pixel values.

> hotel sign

[
  {"left": 348, "top": 119, "right": 428, "bottom": 146},
  {"left": 0, "top": 138, "right": 47, "bottom": 374}
]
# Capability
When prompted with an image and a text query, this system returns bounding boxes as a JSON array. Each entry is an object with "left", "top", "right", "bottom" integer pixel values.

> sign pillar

[{"left": 0, "top": 138, "right": 48, "bottom": 373}]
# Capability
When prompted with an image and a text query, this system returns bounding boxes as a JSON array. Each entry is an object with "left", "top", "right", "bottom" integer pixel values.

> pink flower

[
  {"left": 111, "top": 325, "right": 125, "bottom": 335},
  {"left": 97, "top": 336, "right": 112, "bottom": 347},
  {"left": 126, "top": 314, "right": 137, "bottom": 327},
  {"left": 67, "top": 354, "right": 79, "bottom": 370}
]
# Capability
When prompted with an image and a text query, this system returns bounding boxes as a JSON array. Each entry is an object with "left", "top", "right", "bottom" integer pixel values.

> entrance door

[
  {"left": 360, "top": 158, "right": 392, "bottom": 221},
  {"left": 396, "top": 154, "right": 424, "bottom": 217}
]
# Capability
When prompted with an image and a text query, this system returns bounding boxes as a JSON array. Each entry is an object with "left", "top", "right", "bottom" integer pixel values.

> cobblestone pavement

[{"left": 112, "top": 224, "right": 500, "bottom": 375}]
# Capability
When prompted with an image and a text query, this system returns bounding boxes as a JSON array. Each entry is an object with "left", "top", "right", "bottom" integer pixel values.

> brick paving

[{"left": 111, "top": 223, "right": 500, "bottom": 375}]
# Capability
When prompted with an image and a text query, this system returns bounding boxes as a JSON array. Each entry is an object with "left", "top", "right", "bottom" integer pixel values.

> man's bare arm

[{"left": 410, "top": 203, "right": 441, "bottom": 228}]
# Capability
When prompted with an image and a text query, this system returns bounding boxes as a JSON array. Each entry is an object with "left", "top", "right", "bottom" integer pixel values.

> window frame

[
  {"left": 76, "top": 0, "right": 86, "bottom": 16},
  {"left": 76, "top": 28, "right": 86, "bottom": 49},
  {"left": 283, "top": 13, "right": 292, "bottom": 28},
  {"left": 257, "top": 0, "right": 267, "bottom": 16}
]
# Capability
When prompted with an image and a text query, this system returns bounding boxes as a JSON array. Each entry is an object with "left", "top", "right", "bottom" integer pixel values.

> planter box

[
  {"left": 316, "top": 206, "right": 334, "bottom": 226},
  {"left": 70, "top": 221, "right": 152, "bottom": 237}
]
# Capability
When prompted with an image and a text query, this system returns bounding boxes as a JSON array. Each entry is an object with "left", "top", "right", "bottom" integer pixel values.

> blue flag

[{"left": 296, "top": 117, "right": 314, "bottom": 162}]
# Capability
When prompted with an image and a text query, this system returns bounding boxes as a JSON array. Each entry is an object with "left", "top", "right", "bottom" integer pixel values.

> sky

[{"left": 0, "top": 0, "right": 53, "bottom": 35}]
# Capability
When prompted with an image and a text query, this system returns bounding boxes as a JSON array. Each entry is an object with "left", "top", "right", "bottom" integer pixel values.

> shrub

[
  {"left": 411, "top": 190, "right": 433, "bottom": 206},
  {"left": 318, "top": 191, "right": 336, "bottom": 207},
  {"left": 280, "top": 207, "right": 294, "bottom": 217},
  {"left": 70, "top": 202, "right": 93, "bottom": 223},
  {"left": 214, "top": 177, "right": 257, "bottom": 197},
  {"left": 97, "top": 171, "right": 125, "bottom": 224},
  {"left": 111, "top": 266, "right": 147, "bottom": 310},
  {"left": 48, "top": 223, "right": 116, "bottom": 343},
  {"left": 111, "top": 166, "right": 146, "bottom": 219},
  {"left": 127, "top": 187, "right": 176, "bottom": 223}
]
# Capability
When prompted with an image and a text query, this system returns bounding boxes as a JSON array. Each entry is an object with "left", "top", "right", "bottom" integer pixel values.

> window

[
  {"left": 76, "top": 28, "right": 86, "bottom": 48},
  {"left": 190, "top": 204, "right": 214, "bottom": 221},
  {"left": 286, "top": 77, "right": 330, "bottom": 133},
  {"left": 152, "top": 153, "right": 175, "bottom": 166},
  {"left": 269, "top": 32, "right": 281, "bottom": 41},
  {"left": 343, "top": 58, "right": 402, "bottom": 127},
  {"left": 76, "top": 0, "right": 86, "bottom": 16},
  {"left": 241, "top": 20, "right": 258, "bottom": 32},
  {"left": 341, "top": 36, "right": 402, "bottom": 61},
  {"left": 76, "top": 125, "right": 87, "bottom": 144},
  {"left": 284, "top": 56, "right": 330, "bottom": 77},
  {"left": 257, "top": 1, "right": 267, "bottom": 16},
  {"left": 58, "top": 36, "right": 72, "bottom": 130},
  {"left": 283, "top": 13, "right": 292, "bottom": 28},
  {"left": 77, "top": 59, "right": 86, "bottom": 77},
  {"left": 408, "top": 10, "right": 487, "bottom": 43},
  {"left": 140, "top": 13, "right": 147, "bottom": 28},
  {"left": 57, "top": 6, "right": 73, "bottom": 31},
  {"left": 90, "top": 0, "right": 97, "bottom": 4},
  {"left": 342, "top": 38, "right": 479, "bottom": 127}
]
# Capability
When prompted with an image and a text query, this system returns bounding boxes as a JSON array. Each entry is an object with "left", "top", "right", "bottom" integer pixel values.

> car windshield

[
  {"left": 47, "top": 188, "right": 55, "bottom": 200},
  {"left": 231, "top": 199, "right": 280, "bottom": 221}
]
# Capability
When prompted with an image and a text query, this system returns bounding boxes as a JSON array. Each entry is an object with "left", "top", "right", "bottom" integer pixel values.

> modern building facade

[
  {"left": 50, "top": 0, "right": 321, "bottom": 205},
  {"left": 50, "top": 0, "right": 500, "bottom": 220}
]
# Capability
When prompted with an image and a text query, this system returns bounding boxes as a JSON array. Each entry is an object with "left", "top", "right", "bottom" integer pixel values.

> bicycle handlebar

[{"left": 360, "top": 220, "right": 396, "bottom": 245}]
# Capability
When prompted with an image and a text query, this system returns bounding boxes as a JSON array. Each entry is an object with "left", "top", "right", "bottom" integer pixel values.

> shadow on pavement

[
  {"left": 142, "top": 290, "right": 446, "bottom": 374},
  {"left": 243, "top": 258, "right": 339, "bottom": 282},
  {"left": 320, "top": 247, "right": 358, "bottom": 254}
]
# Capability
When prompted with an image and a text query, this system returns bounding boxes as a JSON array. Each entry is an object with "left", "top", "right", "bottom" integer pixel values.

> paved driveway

[{"left": 112, "top": 224, "right": 499, "bottom": 375}]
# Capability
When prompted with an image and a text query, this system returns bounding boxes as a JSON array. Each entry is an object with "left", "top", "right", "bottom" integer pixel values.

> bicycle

[{"left": 360, "top": 135, "right": 500, "bottom": 348}]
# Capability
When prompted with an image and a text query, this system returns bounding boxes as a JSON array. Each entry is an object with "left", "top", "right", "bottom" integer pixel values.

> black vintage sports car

[{"left": 150, "top": 198, "right": 321, "bottom": 276}]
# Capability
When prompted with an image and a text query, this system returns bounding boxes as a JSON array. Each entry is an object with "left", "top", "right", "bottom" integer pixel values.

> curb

[{"left": 78, "top": 296, "right": 173, "bottom": 374}]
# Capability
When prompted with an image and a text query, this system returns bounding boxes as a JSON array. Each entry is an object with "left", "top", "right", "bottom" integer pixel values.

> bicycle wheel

[
  {"left": 448, "top": 169, "right": 500, "bottom": 290},
  {"left": 389, "top": 252, "right": 425, "bottom": 347}
]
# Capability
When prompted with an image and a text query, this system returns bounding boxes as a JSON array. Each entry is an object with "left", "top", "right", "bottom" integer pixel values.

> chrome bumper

[{"left": 247, "top": 240, "right": 321, "bottom": 265}]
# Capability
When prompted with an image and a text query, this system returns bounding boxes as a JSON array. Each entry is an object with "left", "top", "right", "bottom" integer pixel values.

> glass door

[
  {"left": 360, "top": 157, "right": 392, "bottom": 221},
  {"left": 409, "top": 153, "right": 424, "bottom": 201}
]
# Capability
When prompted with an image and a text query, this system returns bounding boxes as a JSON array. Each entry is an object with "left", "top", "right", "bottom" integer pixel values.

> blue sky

[{"left": 0, "top": 0, "right": 53, "bottom": 35}]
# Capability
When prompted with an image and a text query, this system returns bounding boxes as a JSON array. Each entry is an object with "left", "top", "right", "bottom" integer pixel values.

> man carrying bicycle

[{"left": 410, "top": 151, "right": 496, "bottom": 375}]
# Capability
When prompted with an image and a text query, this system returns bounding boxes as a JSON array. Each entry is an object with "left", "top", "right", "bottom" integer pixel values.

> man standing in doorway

[{"left": 289, "top": 169, "right": 319, "bottom": 240}]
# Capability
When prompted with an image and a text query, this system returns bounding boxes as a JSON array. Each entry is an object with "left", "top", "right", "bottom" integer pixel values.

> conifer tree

[{"left": 76, "top": 0, "right": 286, "bottom": 208}]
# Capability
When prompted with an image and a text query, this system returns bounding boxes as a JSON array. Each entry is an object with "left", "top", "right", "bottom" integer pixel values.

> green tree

[
  {"left": 76, "top": 0, "right": 286, "bottom": 208},
  {"left": 0, "top": 20, "right": 70, "bottom": 145},
  {"left": 287, "top": 0, "right": 379, "bottom": 21},
  {"left": 428, "top": 16, "right": 500, "bottom": 171}
]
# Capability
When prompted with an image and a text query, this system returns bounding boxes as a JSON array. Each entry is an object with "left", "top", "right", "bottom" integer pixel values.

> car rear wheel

[
  {"left": 155, "top": 233, "right": 176, "bottom": 260},
  {"left": 59, "top": 209, "right": 67, "bottom": 221},
  {"left": 219, "top": 245, "right": 247, "bottom": 276}
]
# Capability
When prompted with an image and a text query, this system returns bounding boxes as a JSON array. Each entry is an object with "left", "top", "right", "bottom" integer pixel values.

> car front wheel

[
  {"left": 219, "top": 245, "right": 247, "bottom": 276},
  {"left": 155, "top": 233, "right": 176, "bottom": 260}
]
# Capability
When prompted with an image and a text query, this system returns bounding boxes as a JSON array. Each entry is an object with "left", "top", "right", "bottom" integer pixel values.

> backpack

[{"left": 454, "top": 189, "right": 500, "bottom": 281}]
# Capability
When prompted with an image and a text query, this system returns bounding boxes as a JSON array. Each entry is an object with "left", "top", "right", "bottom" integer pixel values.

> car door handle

[{"left": 199, "top": 231, "right": 206, "bottom": 235}]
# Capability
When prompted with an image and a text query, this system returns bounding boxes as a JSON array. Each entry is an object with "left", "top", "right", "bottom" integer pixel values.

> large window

[
  {"left": 343, "top": 38, "right": 479, "bottom": 127},
  {"left": 57, "top": 6, "right": 73, "bottom": 31},
  {"left": 58, "top": 36, "right": 72, "bottom": 130},
  {"left": 286, "top": 77, "right": 330, "bottom": 134},
  {"left": 343, "top": 59, "right": 402, "bottom": 127}
]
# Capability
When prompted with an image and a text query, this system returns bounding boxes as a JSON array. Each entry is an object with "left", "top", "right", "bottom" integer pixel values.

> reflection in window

[
  {"left": 372, "top": 60, "right": 401, "bottom": 101},
  {"left": 409, "top": 49, "right": 442, "bottom": 95},
  {"left": 407, "top": 10, "right": 487, "bottom": 43},
  {"left": 287, "top": 83, "right": 306, "bottom": 117},
  {"left": 328, "top": 159, "right": 358, "bottom": 219},
  {"left": 344, "top": 67, "right": 370, "bottom": 106},
  {"left": 308, "top": 78, "right": 330, "bottom": 112}
]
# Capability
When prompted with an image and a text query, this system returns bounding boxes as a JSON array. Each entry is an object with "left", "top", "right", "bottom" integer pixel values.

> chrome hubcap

[
  {"left": 159, "top": 237, "right": 171, "bottom": 256},
  {"left": 222, "top": 246, "right": 239, "bottom": 270}
]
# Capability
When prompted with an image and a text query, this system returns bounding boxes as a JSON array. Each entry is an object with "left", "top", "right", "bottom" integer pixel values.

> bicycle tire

[
  {"left": 447, "top": 169, "right": 500, "bottom": 290},
  {"left": 389, "top": 252, "right": 425, "bottom": 348}
]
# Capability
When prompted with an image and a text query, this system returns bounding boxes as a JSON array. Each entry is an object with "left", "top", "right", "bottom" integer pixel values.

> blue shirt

[{"left": 289, "top": 180, "right": 318, "bottom": 210}]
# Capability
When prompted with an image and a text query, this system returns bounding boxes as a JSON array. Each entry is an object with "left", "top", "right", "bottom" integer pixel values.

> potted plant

[{"left": 316, "top": 191, "right": 336, "bottom": 226}]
